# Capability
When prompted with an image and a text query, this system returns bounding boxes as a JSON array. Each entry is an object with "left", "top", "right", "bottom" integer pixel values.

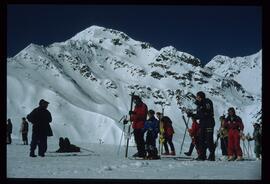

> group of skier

[
  {"left": 127, "top": 91, "right": 262, "bottom": 161},
  {"left": 6, "top": 91, "right": 262, "bottom": 161},
  {"left": 126, "top": 95, "right": 175, "bottom": 159}
]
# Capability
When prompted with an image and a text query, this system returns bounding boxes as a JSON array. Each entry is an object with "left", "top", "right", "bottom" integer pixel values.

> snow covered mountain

[{"left": 7, "top": 25, "right": 262, "bottom": 147}]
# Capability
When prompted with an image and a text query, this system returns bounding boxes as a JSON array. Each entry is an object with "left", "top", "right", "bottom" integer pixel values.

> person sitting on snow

[{"left": 56, "top": 137, "right": 80, "bottom": 153}]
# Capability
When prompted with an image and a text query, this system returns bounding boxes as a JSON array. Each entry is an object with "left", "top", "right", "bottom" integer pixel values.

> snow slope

[
  {"left": 7, "top": 25, "right": 261, "bottom": 145},
  {"left": 7, "top": 139, "right": 261, "bottom": 179}
]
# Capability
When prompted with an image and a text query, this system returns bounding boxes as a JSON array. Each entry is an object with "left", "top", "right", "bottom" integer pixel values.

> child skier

[
  {"left": 161, "top": 116, "right": 175, "bottom": 155},
  {"left": 142, "top": 110, "right": 160, "bottom": 159},
  {"left": 184, "top": 117, "right": 201, "bottom": 158}
]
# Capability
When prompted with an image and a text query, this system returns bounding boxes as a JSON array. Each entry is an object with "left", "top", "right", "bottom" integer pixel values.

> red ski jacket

[
  {"left": 188, "top": 120, "right": 200, "bottom": 137},
  {"left": 224, "top": 115, "right": 244, "bottom": 131},
  {"left": 130, "top": 102, "right": 148, "bottom": 129},
  {"left": 163, "top": 122, "right": 175, "bottom": 137}
]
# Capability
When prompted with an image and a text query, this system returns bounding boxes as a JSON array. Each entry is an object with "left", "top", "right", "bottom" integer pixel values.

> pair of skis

[
  {"left": 179, "top": 115, "right": 190, "bottom": 155},
  {"left": 116, "top": 92, "right": 135, "bottom": 158},
  {"left": 125, "top": 92, "right": 135, "bottom": 158},
  {"left": 158, "top": 105, "right": 165, "bottom": 156}
]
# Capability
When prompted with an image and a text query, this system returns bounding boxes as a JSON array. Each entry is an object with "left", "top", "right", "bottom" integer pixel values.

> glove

[
  {"left": 194, "top": 100, "right": 200, "bottom": 105},
  {"left": 239, "top": 131, "right": 245, "bottom": 140},
  {"left": 123, "top": 119, "right": 128, "bottom": 124},
  {"left": 129, "top": 111, "right": 135, "bottom": 115},
  {"left": 187, "top": 112, "right": 194, "bottom": 118}
]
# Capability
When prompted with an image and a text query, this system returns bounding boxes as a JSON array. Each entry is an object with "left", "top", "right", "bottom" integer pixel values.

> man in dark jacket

[
  {"left": 187, "top": 91, "right": 215, "bottom": 161},
  {"left": 130, "top": 95, "right": 148, "bottom": 158},
  {"left": 27, "top": 99, "right": 52, "bottom": 157}
]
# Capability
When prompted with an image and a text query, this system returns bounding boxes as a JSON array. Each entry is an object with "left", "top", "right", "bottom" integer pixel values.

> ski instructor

[
  {"left": 187, "top": 91, "right": 215, "bottom": 161},
  {"left": 27, "top": 99, "right": 52, "bottom": 157},
  {"left": 129, "top": 95, "right": 148, "bottom": 158}
]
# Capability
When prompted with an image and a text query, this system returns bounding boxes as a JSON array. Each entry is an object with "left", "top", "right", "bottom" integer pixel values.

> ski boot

[
  {"left": 30, "top": 152, "right": 37, "bottom": 157},
  {"left": 132, "top": 152, "right": 139, "bottom": 157},
  {"left": 207, "top": 153, "right": 215, "bottom": 161},
  {"left": 236, "top": 156, "right": 243, "bottom": 161},
  {"left": 162, "top": 152, "right": 170, "bottom": 155},
  {"left": 227, "top": 156, "right": 235, "bottom": 161},
  {"left": 195, "top": 155, "right": 206, "bottom": 161}
]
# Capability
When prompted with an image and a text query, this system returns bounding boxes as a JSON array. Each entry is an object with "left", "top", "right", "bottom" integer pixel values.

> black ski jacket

[
  {"left": 193, "top": 98, "right": 215, "bottom": 128},
  {"left": 27, "top": 106, "right": 52, "bottom": 136}
]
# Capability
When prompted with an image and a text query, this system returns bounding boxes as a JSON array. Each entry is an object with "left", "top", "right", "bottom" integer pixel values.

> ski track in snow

[{"left": 7, "top": 139, "right": 261, "bottom": 180}]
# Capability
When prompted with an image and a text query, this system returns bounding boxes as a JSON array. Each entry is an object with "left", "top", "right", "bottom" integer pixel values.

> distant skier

[
  {"left": 20, "top": 117, "right": 29, "bottom": 145},
  {"left": 217, "top": 115, "right": 228, "bottom": 160},
  {"left": 7, "top": 119, "right": 13, "bottom": 144},
  {"left": 224, "top": 107, "right": 244, "bottom": 161},
  {"left": 129, "top": 95, "right": 148, "bottom": 158},
  {"left": 161, "top": 116, "right": 175, "bottom": 155},
  {"left": 246, "top": 122, "right": 262, "bottom": 160},
  {"left": 184, "top": 117, "right": 201, "bottom": 157},
  {"left": 56, "top": 137, "right": 80, "bottom": 153},
  {"left": 27, "top": 99, "right": 52, "bottom": 157},
  {"left": 142, "top": 110, "right": 160, "bottom": 159},
  {"left": 187, "top": 91, "right": 215, "bottom": 161}
]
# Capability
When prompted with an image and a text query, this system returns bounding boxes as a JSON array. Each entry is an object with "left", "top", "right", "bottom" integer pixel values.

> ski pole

[
  {"left": 117, "top": 120, "right": 126, "bottom": 156},
  {"left": 242, "top": 140, "right": 249, "bottom": 158},
  {"left": 117, "top": 115, "right": 127, "bottom": 155},
  {"left": 242, "top": 140, "right": 245, "bottom": 156},
  {"left": 180, "top": 127, "right": 187, "bottom": 155},
  {"left": 248, "top": 140, "right": 253, "bottom": 158},
  {"left": 125, "top": 92, "right": 134, "bottom": 158}
]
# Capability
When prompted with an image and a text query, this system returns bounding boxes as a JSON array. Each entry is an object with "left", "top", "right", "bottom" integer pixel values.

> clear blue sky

[{"left": 7, "top": 5, "right": 262, "bottom": 65}]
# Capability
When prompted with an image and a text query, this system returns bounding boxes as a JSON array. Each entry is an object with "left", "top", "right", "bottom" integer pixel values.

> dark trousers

[
  {"left": 7, "top": 133, "right": 12, "bottom": 144},
  {"left": 30, "top": 133, "right": 47, "bottom": 155},
  {"left": 198, "top": 127, "right": 215, "bottom": 159},
  {"left": 22, "top": 133, "right": 28, "bottom": 145},
  {"left": 145, "top": 133, "right": 158, "bottom": 157},
  {"left": 164, "top": 135, "right": 175, "bottom": 153},
  {"left": 220, "top": 137, "right": 228, "bottom": 156},
  {"left": 134, "top": 129, "right": 146, "bottom": 156},
  {"left": 187, "top": 142, "right": 195, "bottom": 154}
]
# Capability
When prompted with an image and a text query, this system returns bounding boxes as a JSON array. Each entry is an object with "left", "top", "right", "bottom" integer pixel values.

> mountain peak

[
  {"left": 14, "top": 43, "right": 44, "bottom": 59},
  {"left": 70, "top": 25, "right": 134, "bottom": 45},
  {"left": 70, "top": 25, "right": 105, "bottom": 41}
]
